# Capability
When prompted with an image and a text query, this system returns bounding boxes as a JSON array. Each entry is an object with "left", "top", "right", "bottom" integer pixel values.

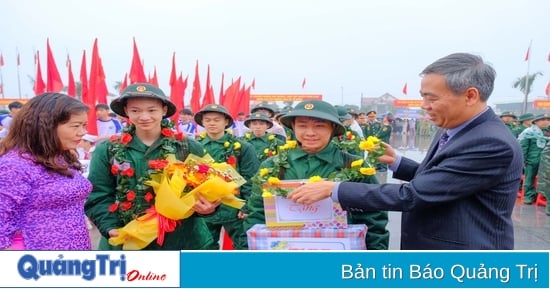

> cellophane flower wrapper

[{"left": 109, "top": 154, "right": 245, "bottom": 250}]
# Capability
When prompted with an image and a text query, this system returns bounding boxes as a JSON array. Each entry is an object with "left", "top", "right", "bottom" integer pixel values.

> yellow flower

[
  {"left": 224, "top": 141, "right": 230, "bottom": 148},
  {"left": 259, "top": 168, "right": 269, "bottom": 177},
  {"left": 286, "top": 140, "right": 298, "bottom": 149},
  {"left": 261, "top": 189, "right": 273, "bottom": 198},
  {"left": 199, "top": 132, "right": 207, "bottom": 139},
  {"left": 350, "top": 159, "right": 364, "bottom": 168},
  {"left": 350, "top": 135, "right": 355, "bottom": 140},
  {"left": 233, "top": 142, "right": 241, "bottom": 150},
  {"left": 245, "top": 133, "right": 251, "bottom": 139},
  {"left": 366, "top": 136, "right": 381, "bottom": 145},
  {"left": 264, "top": 148, "right": 269, "bottom": 154},
  {"left": 360, "top": 167, "right": 376, "bottom": 176},
  {"left": 268, "top": 177, "right": 281, "bottom": 185},
  {"left": 359, "top": 139, "right": 375, "bottom": 151},
  {"left": 268, "top": 134, "right": 275, "bottom": 141},
  {"left": 308, "top": 175, "right": 323, "bottom": 183},
  {"left": 345, "top": 131, "right": 352, "bottom": 137}
]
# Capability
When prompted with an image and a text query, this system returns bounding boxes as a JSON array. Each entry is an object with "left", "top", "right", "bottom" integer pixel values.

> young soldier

[
  {"left": 244, "top": 100, "right": 389, "bottom": 250},
  {"left": 195, "top": 104, "right": 260, "bottom": 249},
  {"left": 240, "top": 112, "right": 285, "bottom": 162}
]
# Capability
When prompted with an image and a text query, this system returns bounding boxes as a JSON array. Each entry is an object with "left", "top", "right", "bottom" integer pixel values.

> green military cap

[
  {"left": 366, "top": 110, "right": 377, "bottom": 116},
  {"left": 244, "top": 112, "right": 273, "bottom": 129},
  {"left": 111, "top": 83, "right": 176, "bottom": 118},
  {"left": 194, "top": 104, "right": 234, "bottom": 128},
  {"left": 499, "top": 111, "right": 517, "bottom": 119},
  {"left": 251, "top": 103, "right": 275, "bottom": 117},
  {"left": 280, "top": 100, "right": 345, "bottom": 136},
  {"left": 518, "top": 113, "right": 535, "bottom": 122},
  {"left": 334, "top": 105, "right": 352, "bottom": 122},
  {"left": 533, "top": 113, "right": 550, "bottom": 123}
]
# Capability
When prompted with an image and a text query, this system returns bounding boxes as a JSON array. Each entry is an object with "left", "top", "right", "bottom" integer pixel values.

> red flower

[
  {"left": 120, "top": 133, "right": 133, "bottom": 145},
  {"left": 144, "top": 192, "right": 154, "bottom": 202},
  {"left": 111, "top": 164, "right": 119, "bottom": 175},
  {"left": 121, "top": 167, "right": 135, "bottom": 177},
  {"left": 227, "top": 156, "right": 237, "bottom": 166},
  {"left": 120, "top": 201, "right": 132, "bottom": 211},
  {"left": 126, "top": 190, "right": 136, "bottom": 201},
  {"left": 108, "top": 202, "right": 118, "bottom": 212},
  {"left": 197, "top": 164, "right": 210, "bottom": 173},
  {"left": 175, "top": 132, "right": 184, "bottom": 140},
  {"left": 161, "top": 128, "right": 174, "bottom": 138},
  {"left": 149, "top": 159, "right": 169, "bottom": 170}
]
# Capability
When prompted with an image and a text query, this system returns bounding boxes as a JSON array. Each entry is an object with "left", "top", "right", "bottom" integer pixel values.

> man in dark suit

[{"left": 288, "top": 53, "right": 523, "bottom": 250}]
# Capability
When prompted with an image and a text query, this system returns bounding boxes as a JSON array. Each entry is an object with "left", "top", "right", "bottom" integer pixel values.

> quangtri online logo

[{"left": 4, "top": 251, "right": 180, "bottom": 288}]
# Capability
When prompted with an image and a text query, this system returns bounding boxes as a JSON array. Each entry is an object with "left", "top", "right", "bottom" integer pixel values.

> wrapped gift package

[
  {"left": 247, "top": 224, "right": 367, "bottom": 250},
  {"left": 263, "top": 180, "right": 348, "bottom": 229}
]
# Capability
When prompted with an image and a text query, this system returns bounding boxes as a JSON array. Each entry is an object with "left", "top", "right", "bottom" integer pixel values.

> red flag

[
  {"left": 119, "top": 73, "right": 128, "bottom": 93},
  {"left": 46, "top": 39, "right": 64, "bottom": 92},
  {"left": 80, "top": 49, "right": 97, "bottom": 135},
  {"left": 546, "top": 81, "right": 550, "bottom": 97},
  {"left": 218, "top": 73, "right": 225, "bottom": 104},
  {"left": 221, "top": 77, "right": 241, "bottom": 117},
  {"left": 0, "top": 53, "right": 4, "bottom": 67},
  {"left": 524, "top": 46, "right": 530, "bottom": 62},
  {"left": 190, "top": 60, "right": 202, "bottom": 112},
  {"left": 251, "top": 78, "right": 256, "bottom": 90},
  {"left": 151, "top": 66, "right": 159, "bottom": 87},
  {"left": 201, "top": 64, "right": 215, "bottom": 107},
  {"left": 236, "top": 84, "right": 251, "bottom": 118},
  {"left": 402, "top": 82, "right": 408, "bottom": 95},
  {"left": 34, "top": 51, "right": 46, "bottom": 95},
  {"left": 89, "top": 38, "right": 108, "bottom": 104},
  {"left": 67, "top": 57, "right": 76, "bottom": 97},
  {"left": 79, "top": 50, "right": 88, "bottom": 101},
  {"left": 129, "top": 37, "right": 147, "bottom": 84},
  {"left": 169, "top": 53, "right": 178, "bottom": 99},
  {"left": 178, "top": 73, "right": 189, "bottom": 109},
  {"left": 301, "top": 77, "right": 306, "bottom": 89}
]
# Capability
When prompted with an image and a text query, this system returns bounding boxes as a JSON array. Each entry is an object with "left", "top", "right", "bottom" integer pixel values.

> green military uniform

[
  {"left": 518, "top": 114, "right": 550, "bottom": 204},
  {"left": 240, "top": 113, "right": 285, "bottom": 162},
  {"left": 85, "top": 83, "right": 215, "bottom": 250},
  {"left": 363, "top": 110, "right": 382, "bottom": 138},
  {"left": 500, "top": 111, "right": 519, "bottom": 137},
  {"left": 195, "top": 104, "right": 260, "bottom": 249},
  {"left": 517, "top": 113, "right": 535, "bottom": 136},
  {"left": 244, "top": 100, "right": 389, "bottom": 250},
  {"left": 332, "top": 106, "right": 362, "bottom": 157},
  {"left": 537, "top": 141, "right": 550, "bottom": 215}
]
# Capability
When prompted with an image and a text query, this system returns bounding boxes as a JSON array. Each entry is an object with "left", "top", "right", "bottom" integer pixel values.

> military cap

[
  {"left": 194, "top": 104, "right": 234, "bottom": 128},
  {"left": 334, "top": 105, "right": 352, "bottom": 122},
  {"left": 251, "top": 103, "right": 275, "bottom": 117},
  {"left": 366, "top": 110, "right": 377, "bottom": 116},
  {"left": 499, "top": 111, "right": 517, "bottom": 119},
  {"left": 518, "top": 113, "right": 535, "bottom": 122},
  {"left": 244, "top": 112, "right": 273, "bottom": 129},
  {"left": 111, "top": 83, "right": 176, "bottom": 118},
  {"left": 347, "top": 108, "right": 358, "bottom": 116},
  {"left": 533, "top": 113, "right": 550, "bottom": 123},
  {"left": 280, "top": 100, "right": 345, "bottom": 136}
]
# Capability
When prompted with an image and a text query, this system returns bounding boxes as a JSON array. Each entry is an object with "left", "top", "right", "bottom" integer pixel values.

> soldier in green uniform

[
  {"left": 517, "top": 113, "right": 535, "bottom": 136},
  {"left": 85, "top": 83, "right": 218, "bottom": 250},
  {"left": 251, "top": 103, "right": 287, "bottom": 142},
  {"left": 244, "top": 100, "right": 390, "bottom": 250},
  {"left": 500, "top": 111, "right": 519, "bottom": 137},
  {"left": 195, "top": 104, "right": 260, "bottom": 249},
  {"left": 518, "top": 114, "right": 550, "bottom": 204},
  {"left": 363, "top": 110, "right": 382, "bottom": 138},
  {"left": 274, "top": 108, "right": 295, "bottom": 140},
  {"left": 240, "top": 112, "right": 285, "bottom": 162}
]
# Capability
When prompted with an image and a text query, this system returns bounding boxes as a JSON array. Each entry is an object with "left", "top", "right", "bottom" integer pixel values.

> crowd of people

[{"left": 0, "top": 52, "right": 548, "bottom": 250}]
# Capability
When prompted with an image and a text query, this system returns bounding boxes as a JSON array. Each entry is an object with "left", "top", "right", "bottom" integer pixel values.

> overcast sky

[{"left": 1, "top": 0, "right": 549, "bottom": 108}]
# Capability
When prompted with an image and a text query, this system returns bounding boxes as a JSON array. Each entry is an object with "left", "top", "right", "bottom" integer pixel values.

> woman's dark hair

[{"left": 0, "top": 93, "right": 89, "bottom": 176}]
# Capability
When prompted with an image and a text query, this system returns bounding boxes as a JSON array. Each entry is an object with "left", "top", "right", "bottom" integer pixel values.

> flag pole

[
  {"left": 16, "top": 47, "right": 22, "bottom": 98},
  {"left": 522, "top": 40, "right": 532, "bottom": 114}
]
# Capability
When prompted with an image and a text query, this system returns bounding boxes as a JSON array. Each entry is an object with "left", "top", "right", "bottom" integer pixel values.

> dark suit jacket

[{"left": 338, "top": 107, "right": 523, "bottom": 249}]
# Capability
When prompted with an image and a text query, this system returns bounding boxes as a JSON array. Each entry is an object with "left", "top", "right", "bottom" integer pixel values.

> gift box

[
  {"left": 263, "top": 180, "right": 348, "bottom": 229},
  {"left": 247, "top": 224, "right": 367, "bottom": 250}
]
